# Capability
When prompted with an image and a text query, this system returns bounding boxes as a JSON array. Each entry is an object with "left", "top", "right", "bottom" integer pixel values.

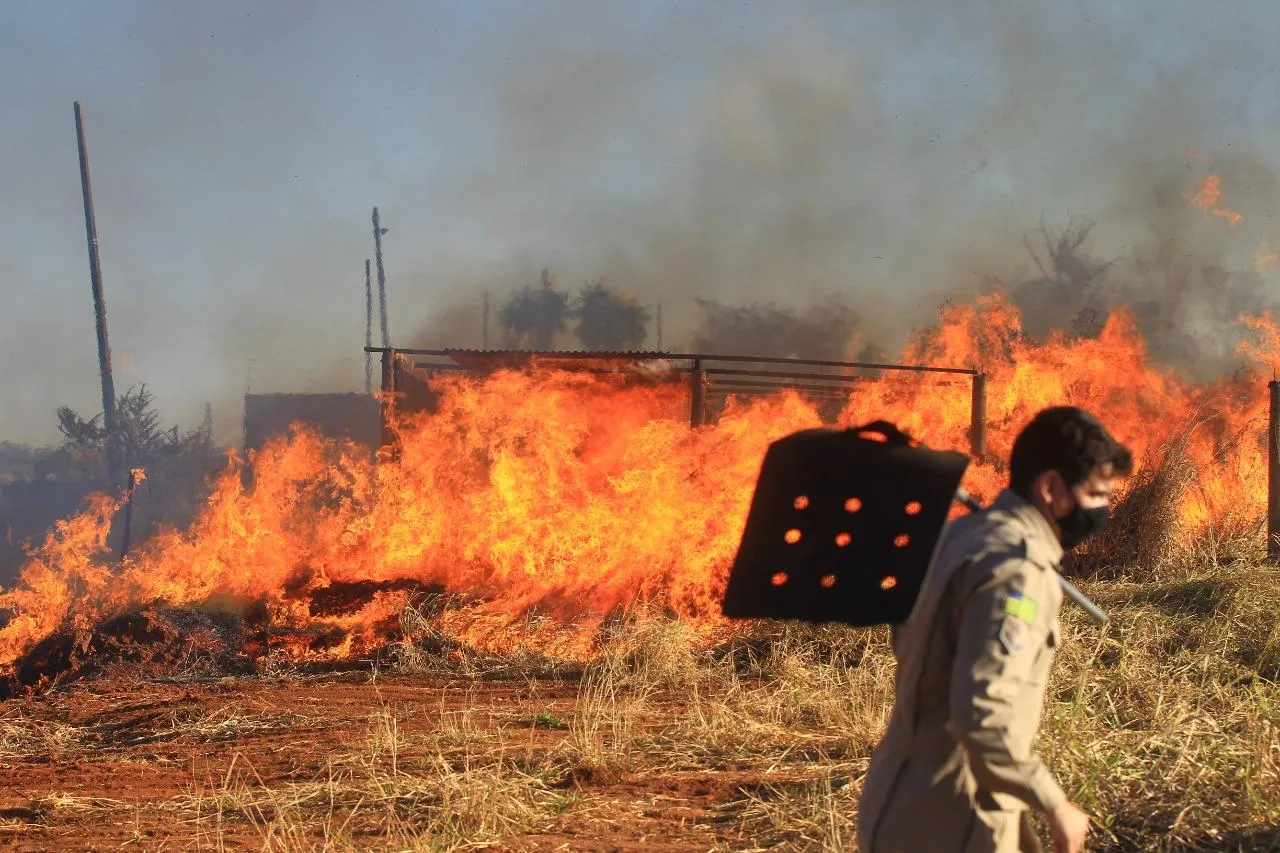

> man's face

[
  {"left": 1048, "top": 462, "right": 1117, "bottom": 516},
  {"left": 1034, "top": 462, "right": 1118, "bottom": 540}
]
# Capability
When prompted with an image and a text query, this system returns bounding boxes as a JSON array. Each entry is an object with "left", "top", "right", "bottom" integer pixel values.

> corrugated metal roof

[{"left": 435, "top": 348, "right": 674, "bottom": 358}]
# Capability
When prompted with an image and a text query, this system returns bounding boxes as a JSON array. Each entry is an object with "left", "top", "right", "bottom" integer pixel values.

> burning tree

[
  {"left": 573, "top": 278, "right": 651, "bottom": 351},
  {"left": 54, "top": 385, "right": 224, "bottom": 536},
  {"left": 1013, "top": 218, "right": 1116, "bottom": 341},
  {"left": 499, "top": 269, "right": 572, "bottom": 349}
]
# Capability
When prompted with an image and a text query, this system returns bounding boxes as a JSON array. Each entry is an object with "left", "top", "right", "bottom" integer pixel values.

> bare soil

[{"left": 0, "top": 670, "right": 816, "bottom": 851}]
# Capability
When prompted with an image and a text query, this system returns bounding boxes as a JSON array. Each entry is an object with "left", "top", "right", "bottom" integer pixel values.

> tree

[
  {"left": 55, "top": 385, "right": 223, "bottom": 528},
  {"left": 574, "top": 278, "right": 651, "bottom": 351},
  {"left": 690, "top": 297, "right": 863, "bottom": 360},
  {"left": 58, "top": 385, "right": 168, "bottom": 482},
  {"left": 499, "top": 269, "right": 571, "bottom": 350},
  {"left": 1013, "top": 217, "right": 1116, "bottom": 341}
]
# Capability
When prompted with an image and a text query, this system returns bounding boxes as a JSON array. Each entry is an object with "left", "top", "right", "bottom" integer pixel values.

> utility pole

[
  {"left": 364, "top": 259, "right": 374, "bottom": 394},
  {"left": 74, "top": 101, "right": 120, "bottom": 489},
  {"left": 372, "top": 207, "right": 391, "bottom": 347},
  {"left": 482, "top": 290, "right": 490, "bottom": 349}
]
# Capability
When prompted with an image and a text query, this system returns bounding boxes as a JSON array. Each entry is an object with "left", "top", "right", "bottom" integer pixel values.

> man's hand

[{"left": 1048, "top": 801, "right": 1090, "bottom": 853}]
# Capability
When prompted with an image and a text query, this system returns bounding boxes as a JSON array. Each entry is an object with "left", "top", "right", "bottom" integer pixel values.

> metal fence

[{"left": 366, "top": 347, "right": 988, "bottom": 460}]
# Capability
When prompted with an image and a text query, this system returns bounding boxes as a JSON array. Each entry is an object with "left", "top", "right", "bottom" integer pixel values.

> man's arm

[{"left": 945, "top": 554, "right": 1066, "bottom": 813}]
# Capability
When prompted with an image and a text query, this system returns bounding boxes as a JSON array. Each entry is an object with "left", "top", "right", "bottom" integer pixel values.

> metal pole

[
  {"left": 970, "top": 373, "right": 987, "bottom": 460},
  {"left": 690, "top": 358, "right": 707, "bottom": 428},
  {"left": 365, "top": 260, "right": 374, "bottom": 394},
  {"left": 373, "top": 207, "right": 391, "bottom": 347},
  {"left": 74, "top": 101, "right": 120, "bottom": 488},
  {"left": 1269, "top": 380, "right": 1280, "bottom": 561},
  {"left": 380, "top": 349, "right": 398, "bottom": 455}
]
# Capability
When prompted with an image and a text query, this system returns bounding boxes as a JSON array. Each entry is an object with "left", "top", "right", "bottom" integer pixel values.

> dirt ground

[{"left": 0, "top": 669, "right": 835, "bottom": 852}]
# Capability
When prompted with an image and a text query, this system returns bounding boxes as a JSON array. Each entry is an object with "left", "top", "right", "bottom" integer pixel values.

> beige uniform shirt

[{"left": 857, "top": 489, "right": 1067, "bottom": 853}]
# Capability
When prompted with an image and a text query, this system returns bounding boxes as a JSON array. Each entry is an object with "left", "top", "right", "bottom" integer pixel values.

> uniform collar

[{"left": 991, "top": 488, "right": 1065, "bottom": 569}]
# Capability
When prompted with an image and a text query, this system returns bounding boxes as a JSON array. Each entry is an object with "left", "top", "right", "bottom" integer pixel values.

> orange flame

[
  {"left": 1185, "top": 172, "right": 1244, "bottom": 226},
  {"left": 0, "top": 293, "right": 1276, "bottom": 669}
]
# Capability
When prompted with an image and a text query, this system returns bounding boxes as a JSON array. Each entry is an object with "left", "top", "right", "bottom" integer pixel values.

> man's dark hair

[{"left": 1009, "top": 406, "right": 1134, "bottom": 498}]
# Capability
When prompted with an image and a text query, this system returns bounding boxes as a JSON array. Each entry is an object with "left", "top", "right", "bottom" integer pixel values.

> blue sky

[{"left": 2, "top": 1, "right": 1278, "bottom": 445}]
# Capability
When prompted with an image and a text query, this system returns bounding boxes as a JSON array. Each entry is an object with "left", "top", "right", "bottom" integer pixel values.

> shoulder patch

[
  {"left": 999, "top": 615, "right": 1030, "bottom": 654},
  {"left": 1004, "top": 592, "right": 1038, "bottom": 624}
]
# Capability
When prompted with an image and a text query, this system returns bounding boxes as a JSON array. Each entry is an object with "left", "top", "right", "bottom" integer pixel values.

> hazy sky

[{"left": 2, "top": 1, "right": 1279, "bottom": 446}]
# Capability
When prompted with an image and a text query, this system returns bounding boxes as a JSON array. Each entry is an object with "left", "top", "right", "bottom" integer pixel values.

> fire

[
  {"left": 1185, "top": 172, "right": 1244, "bottom": 226},
  {"left": 1, "top": 293, "right": 1276, "bottom": 672}
]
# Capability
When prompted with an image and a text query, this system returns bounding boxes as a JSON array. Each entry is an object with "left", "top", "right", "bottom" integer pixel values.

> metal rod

[
  {"left": 407, "top": 359, "right": 966, "bottom": 390},
  {"left": 1269, "top": 380, "right": 1280, "bottom": 562},
  {"left": 970, "top": 373, "right": 987, "bottom": 460},
  {"left": 703, "top": 367, "right": 865, "bottom": 383},
  {"left": 372, "top": 207, "right": 391, "bottom": 348},
  {"left": 74, "top": 101, "right": 120, "bottom": 489},
  {"left": 365, "top": 347, "right": 977, "bottom": 376},
  {"left": 364, "top": 259, "right": 373, "bottom": 395},
  {"left": 380, "top": 348, "right": 397, "bottom": 453},
  {"left": 955, "top": 488, "right": 1108, "bottom": 624},
  {"left": 708, "top": 380, "right": 856, "bottom": 395},
  {"left": 690, "top": 358, "right": 707, "bottom": 428}
]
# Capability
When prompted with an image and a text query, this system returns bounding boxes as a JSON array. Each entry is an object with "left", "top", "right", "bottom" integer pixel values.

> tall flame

[{"left": 1, "top": 293, "right": 1275, "bottom": 668}]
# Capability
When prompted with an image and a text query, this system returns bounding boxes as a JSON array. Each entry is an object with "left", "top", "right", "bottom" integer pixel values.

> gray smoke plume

[{"left": 3, "top": 1, "right": 1279, "bottom": 448}]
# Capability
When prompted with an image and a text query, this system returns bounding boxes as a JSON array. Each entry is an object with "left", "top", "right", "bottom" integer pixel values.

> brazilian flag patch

[{"left": 1004, "top": 593, "right": 1038, "bottom": 625}]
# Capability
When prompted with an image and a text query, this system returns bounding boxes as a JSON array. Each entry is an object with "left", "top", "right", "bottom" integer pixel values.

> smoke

[{"left": 2, "top": 1, "right": 1280, "bottom": 447}]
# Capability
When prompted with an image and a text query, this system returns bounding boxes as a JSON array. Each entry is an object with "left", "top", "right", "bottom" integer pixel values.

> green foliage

[
  {"left": 499, "top": 269, "right": 572, "bottom": 350},
  {"left": 52, "top": 384, "right": 225, "bottom": 536},
  {"left": 574, "top": 279, "right": 651, "bottom": 351},
  {"left": 499, "top": 270, "right": 653, "bottom": 352}
]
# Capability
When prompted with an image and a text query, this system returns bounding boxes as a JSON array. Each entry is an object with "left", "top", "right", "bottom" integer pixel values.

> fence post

[
  {"left": 690, "top": 358, "right": 707, "bottom": 428},
  {"left": 1269, "top": 380, "right": 1280, "bottom": 561},
  {"left": 969, "top": 373, "right": 987, "bottom": 460},
  {"left": 380, "top": 348, "right": 398, "bottom": 455}
]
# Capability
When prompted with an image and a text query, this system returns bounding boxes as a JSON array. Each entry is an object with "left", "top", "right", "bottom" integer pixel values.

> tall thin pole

[
  {"left": 969, "top": 373, "right": 988, "bottom": 460},
  {"left": 1268, "top": 380, "right": 1280, "bottom": 561},
  {"left": 372, "top": 207, "right": 391, "bottom": 347},
  {"left": 690, "top": 357, "right": 707, "bottom": 428},
  {"left": 482, "top": 290, "right": 490, "bottom": 349},
  {"left": 74, "top": 101, "right": 120, "bottom": 488},
  {"left": 364, "top": 259, "right": 374, "bottom": 394}
]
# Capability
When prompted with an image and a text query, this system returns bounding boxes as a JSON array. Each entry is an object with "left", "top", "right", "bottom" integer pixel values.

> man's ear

[{"left": 1029, "top": 470, "right": 1061, "bottom": 508}]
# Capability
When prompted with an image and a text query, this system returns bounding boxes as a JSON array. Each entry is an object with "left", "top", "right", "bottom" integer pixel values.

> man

[{"left": 857, "top": 406, "right": 1133, "bottom": 853}]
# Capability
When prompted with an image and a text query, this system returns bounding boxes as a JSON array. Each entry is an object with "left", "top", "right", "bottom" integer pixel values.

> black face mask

[{"left": 1056, "top": 500, "right": 1110, "bottom": 550}]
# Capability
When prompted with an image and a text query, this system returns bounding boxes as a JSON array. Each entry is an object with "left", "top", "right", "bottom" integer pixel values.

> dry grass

[
  {"left": 7, "top": 558, "right": 1277, "bottom": 850},
  {"left": 6, "top": 434, "right": 1279, "bottom": 850},
  {"left": 0, "top": 703, "right": 309, "bottom": 761},
  {"left": 174, "top": 704, "right": 575, "bottom": 852},
  {"left": 373, "top": 529, "right": 1280, "bottom": 850}
]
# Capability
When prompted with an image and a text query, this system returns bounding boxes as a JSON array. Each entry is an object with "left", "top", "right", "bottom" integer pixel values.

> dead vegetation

[{"left": 1, "top": 442, "right": 1278, "bottom": 850}]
